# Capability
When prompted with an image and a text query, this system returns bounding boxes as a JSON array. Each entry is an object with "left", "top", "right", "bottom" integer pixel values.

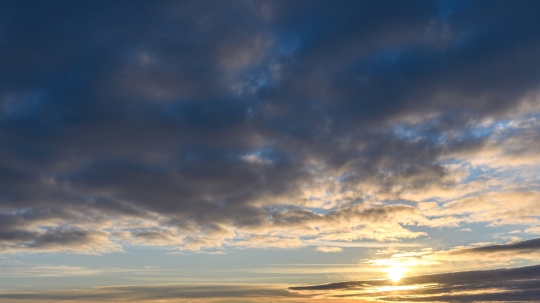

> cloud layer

[{"left": 1, "top": 0, "right": 540, "bottom": 257}]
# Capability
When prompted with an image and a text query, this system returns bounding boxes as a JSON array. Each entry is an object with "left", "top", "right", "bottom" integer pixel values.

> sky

[{"left": 1, "top": 0, "right": 540, "bottom": 302}]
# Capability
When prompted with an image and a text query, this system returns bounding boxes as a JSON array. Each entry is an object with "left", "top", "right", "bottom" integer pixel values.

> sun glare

[
  {"left": 387, "top": 265, "right": 406, "bottom": 283},
  {"left": 388, "top": 269, "right": 403, "bottom": 282}
]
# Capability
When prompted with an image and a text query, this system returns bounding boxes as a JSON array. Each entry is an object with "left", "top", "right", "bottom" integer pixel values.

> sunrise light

[{"left": 387, "top": 264, "right": 407, "bottom": 283}]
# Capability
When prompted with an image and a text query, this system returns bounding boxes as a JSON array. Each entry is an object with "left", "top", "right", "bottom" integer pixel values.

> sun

[
  {"left": 387, "top": 265, "right": 406, "bottom": 283},
  {"left": 388, "top": 269, "right": 404, "bottom": 282}
]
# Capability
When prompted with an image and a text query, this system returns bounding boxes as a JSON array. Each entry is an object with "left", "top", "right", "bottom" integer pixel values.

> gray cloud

[
  {"left": 451, "top": 237, "right": 540, "bottom": 256},
  {"left": 1, "top": 0, "right": 540, "bottom": 254},
  {"left": 0, "top": 227, "right": 121, "bottom": 254}
]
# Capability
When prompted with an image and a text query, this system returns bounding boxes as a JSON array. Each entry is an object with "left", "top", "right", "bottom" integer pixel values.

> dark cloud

[
  {"left": 290, "top": 263, "right": 540, "bottom": 302},
  {"left": 0, "top": 226, "right": 120, "bottom": 254},
  {"left": 452, "top": 237, "right": 540, "bottom": 255},
  {"left": 1, "top": 0, "right": 540, "bottom": 253}
]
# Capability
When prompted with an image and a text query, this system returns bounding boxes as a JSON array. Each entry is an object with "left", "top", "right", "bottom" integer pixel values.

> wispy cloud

[
  {"left": 315, "top": 246, "right": 343, "bottom": 253},
  {"left": 0, "top": 283, "right": 303, "bottom": 303}
]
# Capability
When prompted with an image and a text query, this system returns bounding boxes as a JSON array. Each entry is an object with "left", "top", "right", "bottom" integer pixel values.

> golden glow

[
  {"left": 386, "top": 264, "right": 406, "bottom": 283},
  {"left": 388, "top": 269, "right": 403, "bottom": 282}
]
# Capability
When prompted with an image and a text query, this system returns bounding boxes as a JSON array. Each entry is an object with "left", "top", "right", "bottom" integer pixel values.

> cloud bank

[{"left": 1, "top": 0, "right": 540, "bottom": 256}]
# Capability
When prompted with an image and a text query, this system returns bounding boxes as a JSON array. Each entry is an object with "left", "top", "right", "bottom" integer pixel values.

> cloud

[
  {"left": 1, "top": 0, "right": 540, "bottom": 254},
  {"left": 0, "top": 283, "right": 304, "bottom": 303},
  {"left": 232, "top": 235, "right": 305, "bottom": 249},
  {"left": 315, "top": 246, "right": 342, "bottom": 253},
  {"left": 526, "top": 226, "right": 540, "bottom": 234},
  {"left": 419, "top": 191, "right": 540, "bottom": 227},
  {"left": 0, "top": 228, "right": 122, "bottom": 255},
  {"left": 444, "top": 237, "right": 540, "bottom": 261},
  {"left": 289, "top": 264, "right": 540, "bottom": 302},
  {"left": 0, "top": 265, "right": 101, "bottom": 277},
  {"left": 365, "top": 238, "right": 540, "bottom": 277}
]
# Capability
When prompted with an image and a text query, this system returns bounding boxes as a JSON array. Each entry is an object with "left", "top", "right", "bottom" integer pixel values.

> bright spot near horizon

[{"left": 387, "top": 265, "right": 406, "bottom": 282}]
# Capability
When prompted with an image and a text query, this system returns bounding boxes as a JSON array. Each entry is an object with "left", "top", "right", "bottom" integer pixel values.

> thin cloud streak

[
  {"left": 0, "top": 283, "right": 304, "bottom": 303},
  {"left": 304, "top": 240, "right": 424, "bottom": 248}
]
